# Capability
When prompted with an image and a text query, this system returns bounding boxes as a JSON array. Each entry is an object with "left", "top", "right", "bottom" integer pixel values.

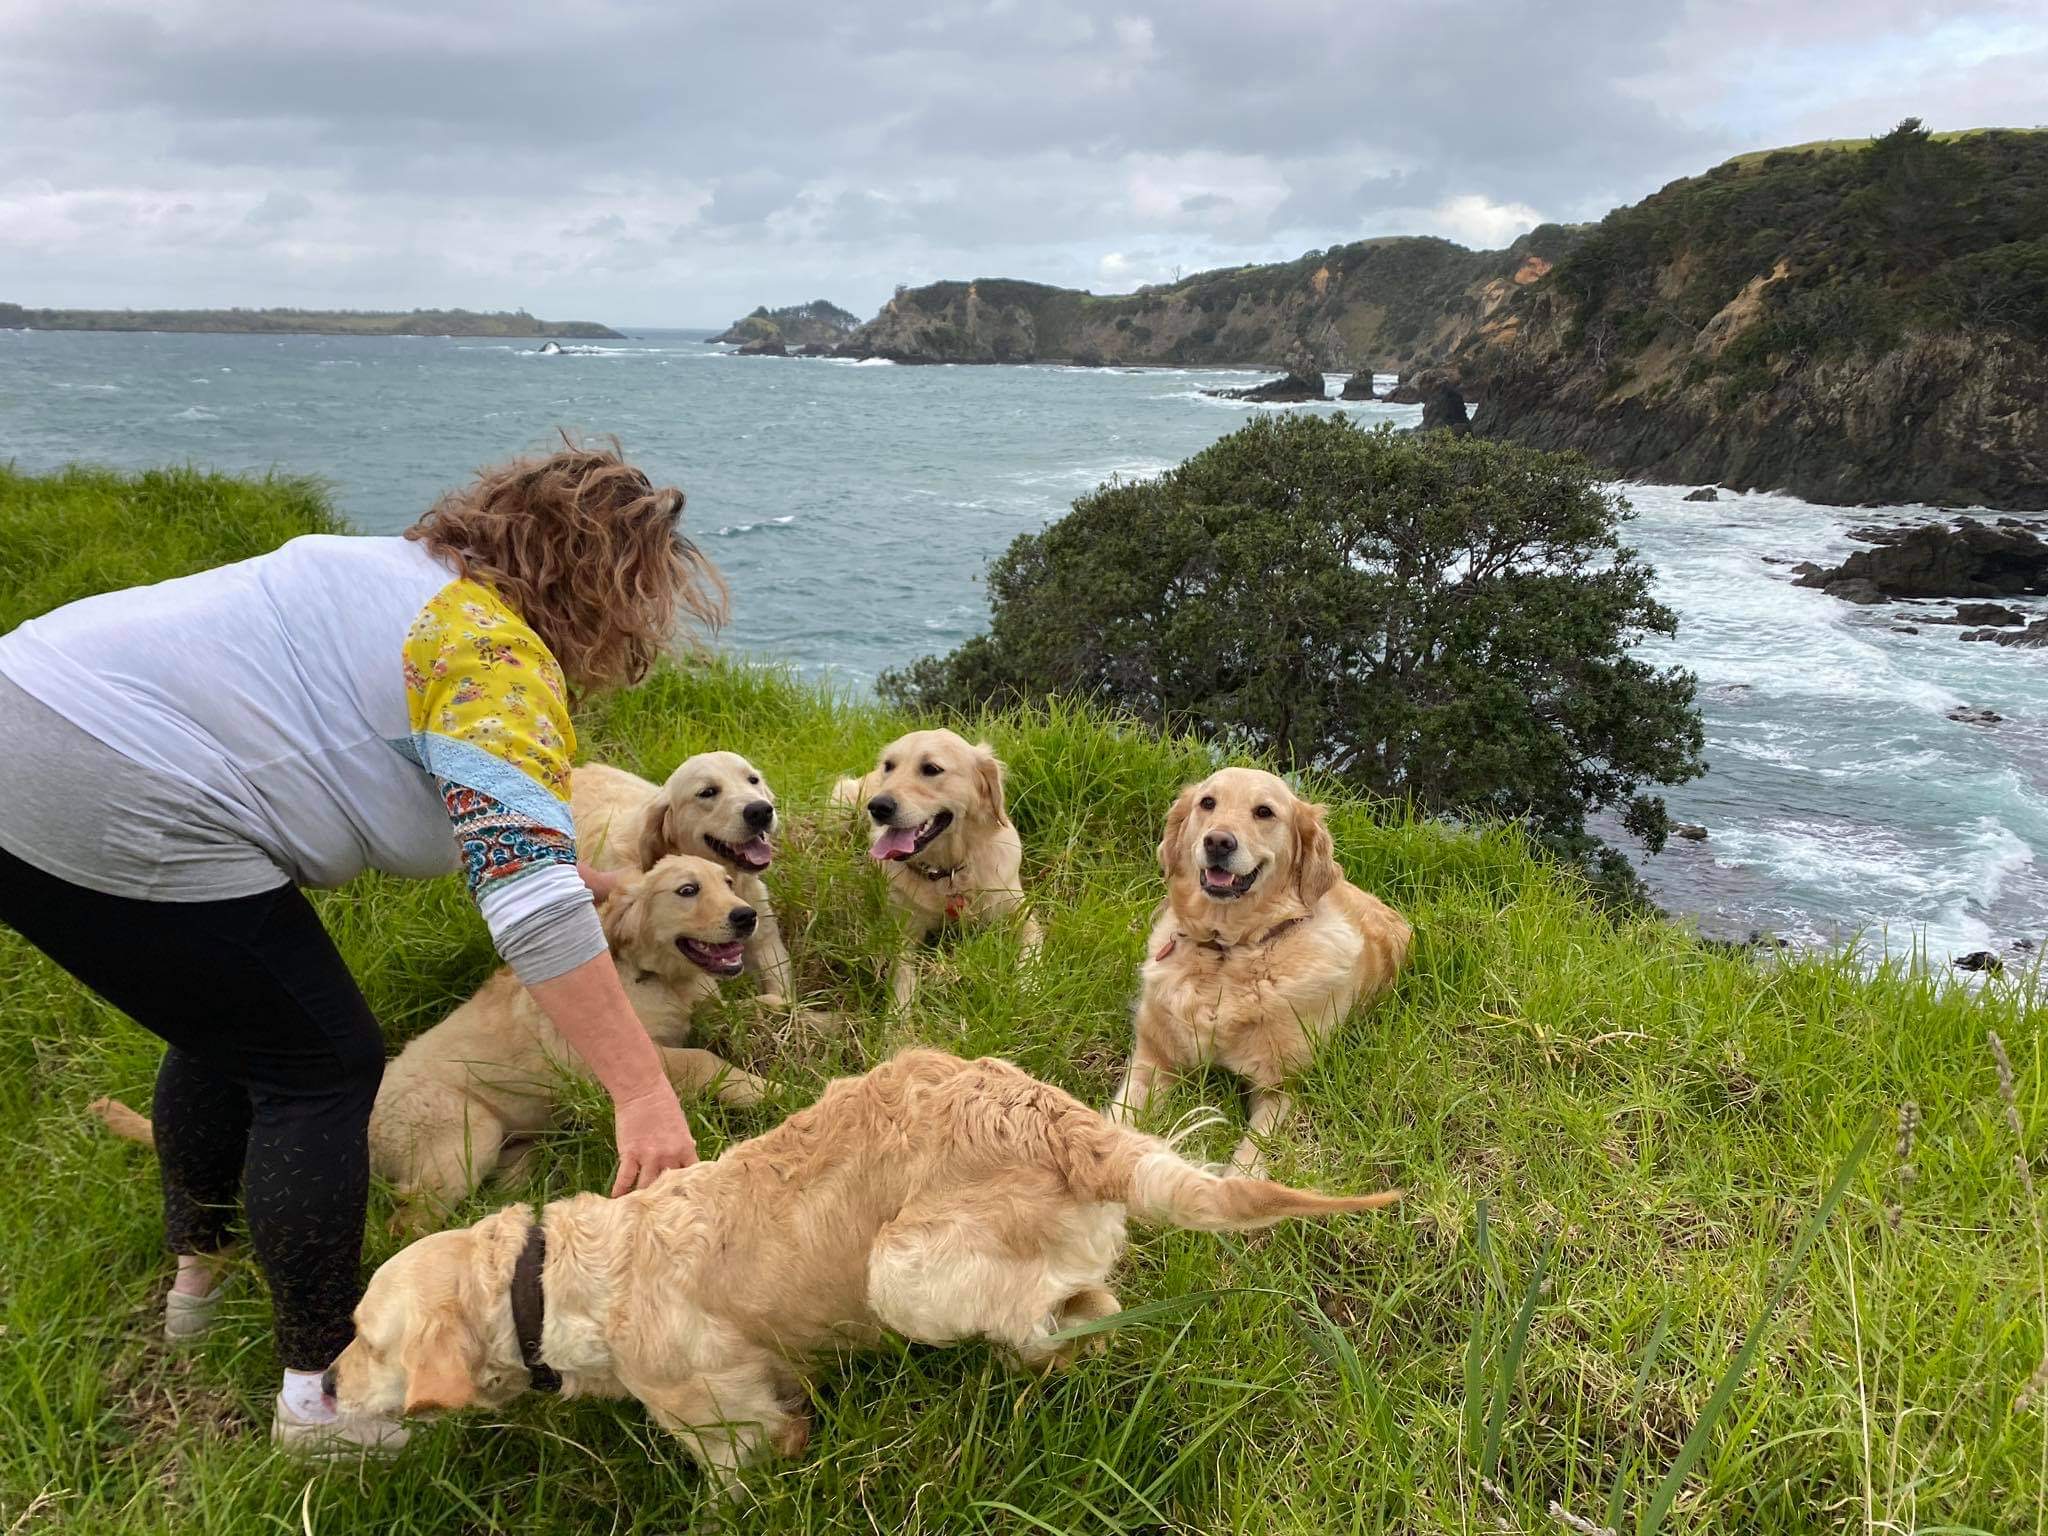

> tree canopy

[{"left": 882, "top": 415, "right": 1705, "bottom": 874}]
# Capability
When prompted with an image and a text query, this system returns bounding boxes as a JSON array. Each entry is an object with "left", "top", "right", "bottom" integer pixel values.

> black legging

[{"left": 0, "top": 842, "right": 381, "bottom": 1369}]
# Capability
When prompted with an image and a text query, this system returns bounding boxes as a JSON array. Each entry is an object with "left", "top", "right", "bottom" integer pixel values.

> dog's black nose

[
  {"left": 730, "top": 905, "right": 758, "bottom": 935},
  {"left": 867, "top": 794, "right": 898, "bottom": 825},
  {"left": 320, "top": 1366, "right": 338, "bottom": 1398},
  {"left": 742, "top": 799, "right": 774, "bottom": 831},
  {"left": 1202, "top": 830, "right": 1237, "bottom": 861}
]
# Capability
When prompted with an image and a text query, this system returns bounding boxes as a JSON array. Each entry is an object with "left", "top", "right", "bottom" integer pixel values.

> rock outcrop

[
  {"left": 1684, "top": 486, "right": 1720, "bottom": 502},
  {"left": 839, "top": 230, "right": 1580, "bottom": 371},
  {"left": 1793, "top": 519, "right": 2048, "bottom": 601},
  {"left": 1339, "top": 373, "right": 1379, "bottom": 400},
  {"left": 1441, "top": 125, "right": 2048, "bottom": 508},
  {"left": 711, "top": 299, "right": 860, "bottom": 350},
  {"left": 1963, "top": 616, "right": 2048, "bottom": 647},
  {"left": 1419, "top": 383, "right": 1472, "bottom": 436},
  {"left": 1206, "top": 348, "right": 1328, "bottom": 403}
]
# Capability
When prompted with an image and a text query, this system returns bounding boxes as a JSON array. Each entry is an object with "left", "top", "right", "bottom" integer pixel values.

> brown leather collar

[
  {"left": 510, "top": 1222, "right": 560, "bottom": 1394},
  {"left": 1159, "top": 912, "right": 1309, "bottom": 960}
]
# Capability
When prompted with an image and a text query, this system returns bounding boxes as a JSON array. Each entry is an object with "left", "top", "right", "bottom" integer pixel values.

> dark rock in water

[
  {"left": 1420, "top": 383, "right": 1473, "bottom": 437},
  {"left": 1941, "top": 601, "right": 2024, "bottom": 626},
  {"left": 737, "top": 338, "right": 789, "bottom": 356},
  {"left": 1825, "top": 578, "right": 1885, "bottom": 605},
  {"left": 1892, "top": 625, "right": 1920, "bottom": 635},
  {"left": 1946, "top": 705, "right": 2003, "bottom": 725},
  {"left": 2015, "top": 938, "right": 2037, "bottom": 953},
  {"left": 1793, "top": 518, "right": 2048, "bottom": 600},
  {"left": 1339, "top": 373, "right": 1379, "bottom": 401},
  {"left": 1383, "top": 366, "right": 1461, "bottom": 405},
  {"left": 1204, "top": 341, "right": 1328, "bottom": 402},
  {"left": 1954, "top": 950, "right": 2004, "bottom": 974},
  {"left": 1673, "top": 822, "right": 1708, "bottom": 841},
  {"left": 1683, "top": 486, "right": 1719, "bottom": 502},
  {"left": 1962, "top": 616, "right": 2048, "bottom": 648},
  {"left": 1788, "top": 561, "right": 1827, "bottom": 580}
]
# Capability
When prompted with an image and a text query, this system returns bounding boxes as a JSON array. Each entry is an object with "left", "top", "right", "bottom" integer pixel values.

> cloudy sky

[{"left": 3, "top": 1, "right": 2043, "bottom": 327}]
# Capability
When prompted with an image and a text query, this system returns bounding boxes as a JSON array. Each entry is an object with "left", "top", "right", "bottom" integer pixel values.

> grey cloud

[{"left": 0, "top": 0, "right": 2036, "bottom": 322}]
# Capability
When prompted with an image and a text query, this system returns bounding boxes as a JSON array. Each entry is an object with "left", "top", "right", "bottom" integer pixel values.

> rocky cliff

[
  {"left": 1449, "top": 123, "right": 2048, "bottom": 508},
  {"left": 710, "top": 299, "right": 861, "bottom": 348},
  {"left": 842, "top": 230, "right": 1583, "bottom": 371}
]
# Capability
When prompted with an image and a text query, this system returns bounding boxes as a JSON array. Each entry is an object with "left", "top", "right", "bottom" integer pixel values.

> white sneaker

[
  {"left": 163, "top": 1285, "right": 222, "bottom": 1345},
  {"left": 270, "top": 1395, "right": 411, "bottom": 1459}
]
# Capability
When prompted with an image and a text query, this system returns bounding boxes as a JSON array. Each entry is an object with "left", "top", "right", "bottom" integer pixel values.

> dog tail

[
  {"left": 89, "top": 1097, "right": 158, "bottom": 1149},
  {"left": 1105, "top": 1127, "right": 1399, "bottom": 1232}
]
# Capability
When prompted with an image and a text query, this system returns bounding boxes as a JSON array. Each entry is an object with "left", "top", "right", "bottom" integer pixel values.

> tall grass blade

[
  {"left": 1481, "top": 1228, "right": 1558, "bottom": 1479},
  {"left": 1638, "top": 1121, "right": 1878, "bottom": 1536}
]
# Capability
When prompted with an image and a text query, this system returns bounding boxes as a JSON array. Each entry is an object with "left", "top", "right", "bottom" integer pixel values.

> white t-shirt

[{"left": 0, "top": 535, "right": 603, "bottom": 982}]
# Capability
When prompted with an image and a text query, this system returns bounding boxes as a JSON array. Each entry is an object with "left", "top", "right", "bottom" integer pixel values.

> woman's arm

[{"left": 527, "top": 953, "right": 697, "bottom": 1193}]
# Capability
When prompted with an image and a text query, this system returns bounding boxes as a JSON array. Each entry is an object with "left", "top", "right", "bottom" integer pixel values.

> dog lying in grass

[
  {"left": 93, "top": 855, "right": 767, "bottom": 1226},
  {"left": 1110, "top": 768, "right": 1412, "bottom": 1178},
  {"left": 326, "top": 1048, "right": 1398, "bottom": 1492},
  {"left": 573, "top": 754, "right": 794, "bottom": 1003},
  {"left": 831, "top": 729, "right": 1041, "bottom": 1006}
]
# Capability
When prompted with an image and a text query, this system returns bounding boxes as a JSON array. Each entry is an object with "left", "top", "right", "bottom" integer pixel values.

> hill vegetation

[
  {"left": 0, "top": 304, "right": 622, "bottom": 338},
  {"left": 0, "top": 464, "right": 2042, "bottom": 1533},
  {"left": 709, "top": 299, "right": 862, "bottom": 348},
  {"left": 1456, "top": 120, "right": 2048, "bottom": 506}
]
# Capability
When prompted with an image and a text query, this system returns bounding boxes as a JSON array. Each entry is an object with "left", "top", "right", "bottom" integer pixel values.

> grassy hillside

[
  {"left": 0, "top": 304, "right": 623, "bottom": 338},
  {"left": 1, "top": 467, "right": 2043, "bottom": 1534}
]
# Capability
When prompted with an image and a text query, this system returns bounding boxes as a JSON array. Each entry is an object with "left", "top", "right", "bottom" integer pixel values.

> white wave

[
  {"left": 819, "top": 356, "right": 895, "bottom": 367},
  {"left": 171, "top": 406, "right": 218, "bottom": 421},
  {"left": 714, "top": 515, "right": 800, "bottom": 536},
  {"left": 54, "top": 381, "right": 121, "bottom": 392}
]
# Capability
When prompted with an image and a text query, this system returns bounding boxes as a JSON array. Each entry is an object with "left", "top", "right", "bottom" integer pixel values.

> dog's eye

[
  {"left": 677, "top": 883, "right": 698, "bottom": 898},
  {"left": 747, "top": 775, "right": 760, "bottom": 785},
  {"left": 883, "top": 759, "right": 896, "bottom": 773},
  {"left": 726, "top": 877, "right": 735, "bottom": 889},
  {"left": 920, "top": 762, "right": 944, "bottom": 777},
  {"left": 1254, "top": 804, "right": 1275, "bottom": 819},
  {"left": 697, "top": 786, "right": 718, "bottom": 799},
  {"left": 1198, "top": 795, "right": 1216, "bottom": 812}
]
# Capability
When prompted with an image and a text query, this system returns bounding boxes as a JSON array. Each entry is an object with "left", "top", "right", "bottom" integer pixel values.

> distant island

[
  {"left": 709, "top": 299, "right": 861, "bottom": 352},
  {"left": 0, "top": 304, "right": 623, "bottom": 339},
  {"left": 753, "top": 121, "right": 2041, "bottom": 509}
]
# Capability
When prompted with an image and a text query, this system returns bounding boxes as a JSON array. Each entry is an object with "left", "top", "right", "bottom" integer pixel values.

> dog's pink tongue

[
  {"left": 703, "top": 940, "right": 744, "bottom": 963},
  {"left": 736, "top": 835, "right": 773, "bottom": 869},
  {"left": 871, "top": 825, "right": 920, "bottom": 861},
  {"left": 1203, "top": 866, "right": 1237, "bottom": 889}
]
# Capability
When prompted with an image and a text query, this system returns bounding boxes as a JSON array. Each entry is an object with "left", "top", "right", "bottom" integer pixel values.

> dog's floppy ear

[
  {"left": 400, "top": 1307, "right": 480, "bottom": 1416},
  {"left": 972, "top": 742, "right": 1011, "bottom": 828},
  {"left": 1157, "top": 785, "right": 1199, "bottom": 878},
  {"left": 1291, "top": 797, "right": 1338, "bottom": 909},
  {"left": 600, "top": 870, "right": 650, "bottom": 957},
  {"left": 635, "top": 794, "right": 676, "bottom": 872}
]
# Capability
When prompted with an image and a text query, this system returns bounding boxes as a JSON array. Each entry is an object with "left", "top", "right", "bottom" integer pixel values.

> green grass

[{"left": 1, "top": 466, "right": 2044, "bottom": 1533}]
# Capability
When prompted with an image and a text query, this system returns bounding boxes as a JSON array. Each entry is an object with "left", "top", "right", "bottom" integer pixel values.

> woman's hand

[
  {"left": 526, "top": 947, "right": 700, "bottom": 1196},
  {"left": 611, "top": 1082, "right": 698, "bottom": 1195}
]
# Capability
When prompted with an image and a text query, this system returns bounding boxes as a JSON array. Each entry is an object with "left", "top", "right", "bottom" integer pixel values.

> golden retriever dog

[
  {"left": 573, "top": 755, "right": 794, "bottom": 1003},
  {"left": 1109, "top": 768, "right": 1411, "bottom": 1178},
  {"left": 830, "top": 729, "right": 1040, "bottom": 1006},
  {"left": 93, "top": 855, "right": 767, "bottom": 1224},
  {"left": 327, "top": 1049, "right": 1397, "bottom": 1491}
]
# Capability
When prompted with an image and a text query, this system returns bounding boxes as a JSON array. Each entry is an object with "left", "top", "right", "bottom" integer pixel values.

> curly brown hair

[{"left": 406, "top": 437, "right": 726, "bottom": 692}]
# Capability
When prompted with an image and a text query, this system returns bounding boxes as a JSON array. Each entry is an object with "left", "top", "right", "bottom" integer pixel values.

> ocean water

[{"left": 3, "top": 326, "right": 2043, "bottom": 963}]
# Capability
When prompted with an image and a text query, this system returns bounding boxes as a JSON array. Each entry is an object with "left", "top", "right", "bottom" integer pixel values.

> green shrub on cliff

[{"left": 881, "top": 415, "right": 1704, "bottom": 876}]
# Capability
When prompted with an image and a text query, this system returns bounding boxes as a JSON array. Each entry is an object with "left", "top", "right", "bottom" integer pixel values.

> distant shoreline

[{"left": 0, "top": 304, "right": 622, "bottom": 340}]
